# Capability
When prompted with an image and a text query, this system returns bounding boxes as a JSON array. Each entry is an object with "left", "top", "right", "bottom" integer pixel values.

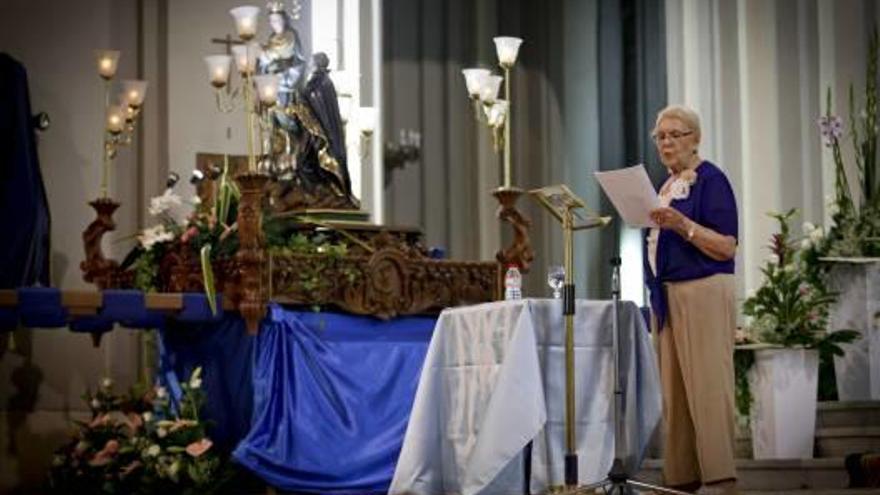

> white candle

[
  {"left": 95, "top": 49, "right": 120, "bottom": 80},
  {"left": 106, "top": 105, "right": 125, "bottom": 133}
]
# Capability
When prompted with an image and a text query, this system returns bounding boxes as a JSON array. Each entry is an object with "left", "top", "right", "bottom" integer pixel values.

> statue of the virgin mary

[{"left": 258, "top": 0, "right": 358, "bottom": 211}]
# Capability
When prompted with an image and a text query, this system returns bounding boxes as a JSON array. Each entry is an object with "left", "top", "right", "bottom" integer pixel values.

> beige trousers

[{"left": 655, "top": 274, "right": 737, "bottom": 487}]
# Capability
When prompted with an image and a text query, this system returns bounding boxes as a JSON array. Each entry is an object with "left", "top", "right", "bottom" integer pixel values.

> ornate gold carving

[{"left": 271, "top": 227, "right": 498, "bottom": 319}]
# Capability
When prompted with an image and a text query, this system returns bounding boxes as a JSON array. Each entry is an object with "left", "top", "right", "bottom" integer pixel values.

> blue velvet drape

[
  {"left": 160, "top": 303, "right": 436, "bottom": 494},
  {"left": 233, "top": 304, "right": 435, "bottom": 494}
]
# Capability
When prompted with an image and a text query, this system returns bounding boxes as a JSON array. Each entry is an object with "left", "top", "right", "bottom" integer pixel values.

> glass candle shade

[
  {"left": 480, "top": 75, "right": 503, "bottom": 103},
  {"left": 462, "top": 68, "right": 490, "bottom": 99},
  {"left": 120, "top": 80, "right": 148, "bottom": 108},
  {"left": 231, "top": 42, "right": 261, "bottom": 74},
  {"left": 95, "top": 49, "right": 120, "bottom": 80},
  {"left": 356, "top": 107, "right": 377, "bottom": 135},
  {"left": 253, "top": 74, "right": 280, "bottom": 106},
  {"left": 106, "top": 105, "right": 126, "bottom": 134},
  {"left": 230, "top": 6, "right": 260, "bottom": 40},
  {"left": 204, "top": 55, "right": 232, "bottom": 88},
  {"left": 493, "top": 37, "right": 523, "bottom": 68}
]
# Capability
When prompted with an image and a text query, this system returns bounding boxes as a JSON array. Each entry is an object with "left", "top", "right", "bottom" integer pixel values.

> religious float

[{"left": 77, "top": 1, "right": 536, "bottom": 334}]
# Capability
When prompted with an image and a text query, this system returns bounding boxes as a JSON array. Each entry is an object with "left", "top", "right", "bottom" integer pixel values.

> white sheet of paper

[{"left": 594, "top": 165, "right": 660, "bottom": 228}]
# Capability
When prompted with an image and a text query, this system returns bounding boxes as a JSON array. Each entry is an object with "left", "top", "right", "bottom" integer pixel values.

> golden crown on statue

[{"left": 266, "top": 0, "right": 302, "bottom": 20}]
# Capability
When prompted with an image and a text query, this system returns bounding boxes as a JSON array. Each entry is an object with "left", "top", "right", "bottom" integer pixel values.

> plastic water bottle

[{"left": 504, "top": 265, "right": 522, "bottom": 300}]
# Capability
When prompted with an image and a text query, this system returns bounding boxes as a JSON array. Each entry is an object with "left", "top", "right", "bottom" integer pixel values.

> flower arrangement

[
  {"left": 734, "top": 209, "right": 859, "bottom": 417},
  {"left": 130, "top": 162, "right": 241, "bottom": 314},
  {"left": 816, "top": 29, "right": 880, "bottom": 258},
  {"left": 48, "top": 369, "right": 231, "bottom": 494}
]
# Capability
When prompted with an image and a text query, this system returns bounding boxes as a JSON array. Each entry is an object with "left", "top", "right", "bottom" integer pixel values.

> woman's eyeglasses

[{"left": 651, "top": 130, "right": 693, "bottom": 142}]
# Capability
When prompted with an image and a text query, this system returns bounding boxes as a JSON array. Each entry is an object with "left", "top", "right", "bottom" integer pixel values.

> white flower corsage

[{"left": 669, "top": 169, "right": 698, "bottom": 201}]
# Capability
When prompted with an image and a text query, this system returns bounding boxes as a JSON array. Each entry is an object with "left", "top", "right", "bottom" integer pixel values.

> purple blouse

[{"left": 643, "top": 161, "right": 738, "bottom": 331}]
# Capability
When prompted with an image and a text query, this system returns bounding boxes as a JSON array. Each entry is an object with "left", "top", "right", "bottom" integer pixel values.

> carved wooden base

[
  {"left": 236, "top": 172, "right": 269, "bottom": 334},
  {"left": 81, "top": 198, "right": 123, "bottom": 290},
  {"left": 492, "top": 186, "right": 535, "bottom": 274}
]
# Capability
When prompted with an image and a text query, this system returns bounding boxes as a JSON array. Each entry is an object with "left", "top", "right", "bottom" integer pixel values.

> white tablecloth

[{"left": 389, "top": 299, "right": 662, "bottom": 495}]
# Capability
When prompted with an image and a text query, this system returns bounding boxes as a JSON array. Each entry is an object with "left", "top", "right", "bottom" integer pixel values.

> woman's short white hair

[{"left": 654, "top": 104, "right": 701, "bottom": 141}]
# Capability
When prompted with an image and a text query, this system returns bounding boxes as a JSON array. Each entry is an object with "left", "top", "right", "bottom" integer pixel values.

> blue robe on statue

[{"left": 0, "top": 53, "right": 50, "bottom": 288}]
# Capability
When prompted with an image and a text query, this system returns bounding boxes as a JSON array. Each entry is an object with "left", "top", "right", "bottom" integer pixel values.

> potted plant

[
  {"left": 813, "top": 30, "right": 880, "bottom": 400},
  {"left": 740, "top": 209, "right": 858, "bottom": 459}
]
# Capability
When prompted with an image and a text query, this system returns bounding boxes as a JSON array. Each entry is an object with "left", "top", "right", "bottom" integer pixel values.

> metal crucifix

[{"left": 211, "top": 33, "right": 244, "bottom": 55}]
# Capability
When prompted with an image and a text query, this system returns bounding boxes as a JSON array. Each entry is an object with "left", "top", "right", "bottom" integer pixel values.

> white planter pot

[
  {"left": 826, "top": 260, "right": 880, "bottom": 400},
  {"left": 749, "top": 348, "right": 819, "bottom": 459}
]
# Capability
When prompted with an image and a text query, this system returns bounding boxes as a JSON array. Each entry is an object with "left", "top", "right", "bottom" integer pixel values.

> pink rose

[
  {"left": 185, "top": 438, "right": 213, "bottom": 458},
  {"left": 88, "top": 440, "right": 120, "bottom": 466},
  {"left": 181, "top": 226, "right": 198, "bottom": 243},
  {"left": 88, "top": 414, "right": 111, "bottom": 429},
  {"left": 121, "top": 460, "right": 142, "bottom": 478},
  {"left": 124, "top": 412, "right": 143, "bottom": 433}
]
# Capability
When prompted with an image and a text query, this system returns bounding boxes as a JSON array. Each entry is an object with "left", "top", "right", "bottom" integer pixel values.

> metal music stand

[{"left": 530, "top": 184, "right": 610, "bottom": 490}]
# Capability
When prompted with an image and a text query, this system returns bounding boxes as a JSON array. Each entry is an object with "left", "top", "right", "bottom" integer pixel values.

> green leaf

[{"left": 201, "top": 244, "right": 217, "bottom": 316}]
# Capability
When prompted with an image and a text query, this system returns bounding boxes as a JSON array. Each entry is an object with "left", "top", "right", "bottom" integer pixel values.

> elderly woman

[{"left": 645, "top": 105, "right": 738, "bottom": 494}]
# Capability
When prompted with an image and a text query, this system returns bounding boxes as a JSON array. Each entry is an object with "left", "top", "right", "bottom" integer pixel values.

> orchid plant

[{"left": 817, "top": 29, "right": 880, "bottom": 257}]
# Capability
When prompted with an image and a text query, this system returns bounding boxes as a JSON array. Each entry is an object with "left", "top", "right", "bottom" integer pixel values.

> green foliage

[
  {"left": 268, "top": 230, "right": 360, "bottom": 309},
  {"left": 733, "top": 349, "right": 755, "bottom": 419},
  {"left": 133, "top": 247, "right": 162, "bottom": 292},
  {"left": 742, "top": 209, "right": 858, "bottom": 352},
  {"left": 200, "top": 245, "right": 217, "bottom": 315}
]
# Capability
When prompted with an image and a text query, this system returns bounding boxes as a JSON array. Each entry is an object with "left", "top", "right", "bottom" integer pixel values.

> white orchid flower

[
  {"left": 138, "top": 225, "right": 175, "bottom": 251},
  {"left": 148, "top": 189, "right": 183, "bottom": 217}
]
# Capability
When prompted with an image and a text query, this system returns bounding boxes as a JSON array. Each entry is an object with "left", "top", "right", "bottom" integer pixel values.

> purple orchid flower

[{"left": 817, "top": 115, "right": 844, "bottom": 147}]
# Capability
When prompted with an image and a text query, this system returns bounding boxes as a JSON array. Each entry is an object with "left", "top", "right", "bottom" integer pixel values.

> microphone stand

[{"left": 576, "top": 257, "right": 688, "bottom": 494}]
